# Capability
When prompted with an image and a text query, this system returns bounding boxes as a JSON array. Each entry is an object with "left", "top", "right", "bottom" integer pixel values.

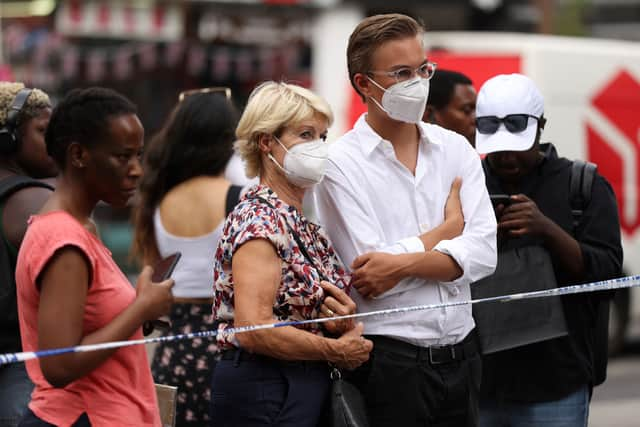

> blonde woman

[{"left": 210, "top": 82, "right": 372, "bottom": 427}]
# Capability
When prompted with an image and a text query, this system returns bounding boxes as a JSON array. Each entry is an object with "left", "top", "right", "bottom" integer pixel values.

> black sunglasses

[{"left": 476, "top": 114, "right": 539, "bottom": 135}]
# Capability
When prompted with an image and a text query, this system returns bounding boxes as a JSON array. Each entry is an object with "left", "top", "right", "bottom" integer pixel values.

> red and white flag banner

[{"left": 56, "top": 0, "right": 183, "bottom": 41}]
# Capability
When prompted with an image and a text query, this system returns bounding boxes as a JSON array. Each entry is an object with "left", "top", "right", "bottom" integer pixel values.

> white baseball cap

[{"left": 475, "top": 74, "right": 544, "bottom": 155}]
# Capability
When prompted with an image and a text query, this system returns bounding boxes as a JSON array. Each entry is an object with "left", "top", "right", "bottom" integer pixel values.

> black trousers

[
  {"left": 348, "top": 331, "right": 482, "bottom": 427},
  {"left": 19, "top": 409, "right": 91, "bottom": 426},
  {"left": 210, "top": 350, "right": 330, "bottom": 427}
]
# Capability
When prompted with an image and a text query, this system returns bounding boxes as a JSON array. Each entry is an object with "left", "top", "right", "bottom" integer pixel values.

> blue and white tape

[{"left": 1, "top": 274, "right": 638, "bottom": 366}]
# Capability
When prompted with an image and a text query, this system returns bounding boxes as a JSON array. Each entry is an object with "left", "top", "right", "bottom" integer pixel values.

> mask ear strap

[
  {"left": 365, "top": 78, "right": 389, "bottom": 114},
  {"left": 272, "top": 135, "right": 289, "bottom": 153},
  {"left": 268, "top": 153, "right": 287, "bottom": 173},
  {"left": 367, "top": 76, "right": 387, "bottom": 93}
]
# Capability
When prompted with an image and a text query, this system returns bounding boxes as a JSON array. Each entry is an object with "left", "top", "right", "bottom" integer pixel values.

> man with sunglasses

[
  {"left": 314, "top": 13, "right": 497, "bottom": 427},
  {"left": 475, "top": 74, "right": 623, "bottom": 427}
]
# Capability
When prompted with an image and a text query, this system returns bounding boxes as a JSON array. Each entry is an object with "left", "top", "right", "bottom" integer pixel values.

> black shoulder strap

[
  {"left": 0, "top": 175, "right": 54, "bottom": 201},
  {"left": 225, "top": 185, "right": 243, "bottom": 216},
  {"left": 254, "top": 195, "right": 329, "bottom": 281},
  {"left": 569, "top": 160, "right": 597, "bottom": 231},
  {"left": 481, "top": 157, "right": 490, "bottom": 175}
]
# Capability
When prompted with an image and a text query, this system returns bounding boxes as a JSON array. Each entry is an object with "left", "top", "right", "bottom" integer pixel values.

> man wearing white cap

[{"left": 475, "top": 73, "right": 623, "bottom": 427}]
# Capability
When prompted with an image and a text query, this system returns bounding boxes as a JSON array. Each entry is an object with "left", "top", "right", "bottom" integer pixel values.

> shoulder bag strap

[
  {"left": 225, "top": 185, "right": 244, "bottom": 216},
  {"left": 254, "top": 196, "right": 329, "bottom": 281}
]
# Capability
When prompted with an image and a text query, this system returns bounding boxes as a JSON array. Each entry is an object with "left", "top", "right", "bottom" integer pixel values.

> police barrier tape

[{"left": 1, "top": 274, "right": 639, "bottom": 366}]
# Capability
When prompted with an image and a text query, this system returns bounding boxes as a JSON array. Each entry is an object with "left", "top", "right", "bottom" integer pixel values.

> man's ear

[
  {"left": 539, "top": 115, "right": 547, "bottom": 130},
  {"left": 353, "top": 73, "right": 371, "bottom": 100},
  {"left": 424, "top": 106, "right": 437, "bottom": 123},
  {"left": 68, "top": 142, "right": 88, "bottom": 169}
]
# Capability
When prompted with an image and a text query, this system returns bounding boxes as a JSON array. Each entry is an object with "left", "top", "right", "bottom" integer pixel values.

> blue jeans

[
  {"left": 0, "top": 364, "right": 33, "bottom": 427},
  {"left": 479, "top": 385, "right": 591, "bottom": 427}
]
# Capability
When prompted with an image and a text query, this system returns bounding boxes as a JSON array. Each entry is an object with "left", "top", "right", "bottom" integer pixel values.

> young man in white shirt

[{"left": 314, "top": 13, "right": 497, "bottom": 427}]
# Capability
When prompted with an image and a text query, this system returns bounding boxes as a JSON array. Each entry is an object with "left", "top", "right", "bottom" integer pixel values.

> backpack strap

[
  {"left": 0, "top": 175, "right": 53, "bottom": 202},
  {"left": 225, "top": 185, "right": 243, "bottom": 216},
  {"left": 569, "top": 160, "right": 597, "bottom": 232}
]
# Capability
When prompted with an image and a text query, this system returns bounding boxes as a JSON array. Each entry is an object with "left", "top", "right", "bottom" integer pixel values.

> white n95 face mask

[
  {"left": 368, "top": 76, "right": 430, "bottom": 124},
  {"left": 268, "top": 136, "right": 329, "bottom": 188}
]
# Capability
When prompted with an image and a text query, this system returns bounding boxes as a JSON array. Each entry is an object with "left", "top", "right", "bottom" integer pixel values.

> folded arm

[
  {"left": 316, "top": 151, "right": 497, "bottom": 298},
  {"left": 231, "top": 238, "right": 371, "bottom": 369}
]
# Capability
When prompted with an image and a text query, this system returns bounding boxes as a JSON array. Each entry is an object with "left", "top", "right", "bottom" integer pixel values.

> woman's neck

[
  {"left": 260, "top": 167, "right": 305, "bottom": 211},
  {"left": 43, "top": 173, "right": 98, "bottom": 228}
]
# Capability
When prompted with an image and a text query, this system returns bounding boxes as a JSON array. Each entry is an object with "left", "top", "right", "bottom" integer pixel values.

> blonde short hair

[
  {"left": 0, "top": 82, "right": 51, "bottom": 126},
  {"left": 235, "top": 81, "right": 334, "bottom": 178}
]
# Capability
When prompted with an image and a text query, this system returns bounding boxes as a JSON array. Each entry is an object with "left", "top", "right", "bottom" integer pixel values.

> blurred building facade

[{"left": 1, "top": 0, "right": 639, "bottom": 276}]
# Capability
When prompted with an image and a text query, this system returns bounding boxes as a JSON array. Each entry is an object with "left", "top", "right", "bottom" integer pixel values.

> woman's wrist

[
  {"left": 128, "top": 298, "right": 152, "bottom": 325},
  {"left": 322, "top": 338, "right": 345, "bottom": 364}
]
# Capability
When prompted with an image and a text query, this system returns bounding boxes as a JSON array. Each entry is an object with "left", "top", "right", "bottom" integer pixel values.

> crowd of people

[{"left": 0, "top": 12, "right": 623, "bottom": 427}]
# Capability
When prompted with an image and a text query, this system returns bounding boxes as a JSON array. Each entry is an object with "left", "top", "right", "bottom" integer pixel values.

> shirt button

[
  {"left": 451, "top": 286, "right": 460, "bottom": 296},
  {"left": 419, "top": 223, "right": 430, "bottom": 233}
]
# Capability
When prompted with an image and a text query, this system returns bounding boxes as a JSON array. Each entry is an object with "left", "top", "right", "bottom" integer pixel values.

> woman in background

[
  {"left": 132, "top": 88, "right": 239, "bottom": 426},
  {"left": 0, "top": 82, "right": 57, "bottom": 427}
]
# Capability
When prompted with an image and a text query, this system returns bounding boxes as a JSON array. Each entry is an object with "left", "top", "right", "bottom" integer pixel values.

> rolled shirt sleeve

[{"left": 434, "top": 143, "right": 498, "bottom": 290}]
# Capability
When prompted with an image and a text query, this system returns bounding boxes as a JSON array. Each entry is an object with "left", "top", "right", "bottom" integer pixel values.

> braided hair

[{"left": 45, "top": 87, "right": 137, "bottom": 168}]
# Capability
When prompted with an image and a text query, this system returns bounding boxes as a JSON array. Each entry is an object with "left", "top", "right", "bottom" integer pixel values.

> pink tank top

[{"left": 16, "top": 211, "right": 161, "bottom": 427}]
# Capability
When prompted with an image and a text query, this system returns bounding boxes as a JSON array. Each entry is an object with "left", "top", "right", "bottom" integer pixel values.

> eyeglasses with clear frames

[
  {"left": 368, "top": 61, "right": 437, "bottom": 84},
  {"left": 178, "top": 87, "right": 232, "bottom": 102}
]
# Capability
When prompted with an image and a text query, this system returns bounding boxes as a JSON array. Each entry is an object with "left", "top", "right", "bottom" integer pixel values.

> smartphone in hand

[
  {"left": 490, "top": 194, "right": 512, "bottom": 208},
  {"left": 152, "top": 252, "right": 182, "bottom": 282},
  {"left": 143, "top": 252, "right": 181, "bottom": 336}
]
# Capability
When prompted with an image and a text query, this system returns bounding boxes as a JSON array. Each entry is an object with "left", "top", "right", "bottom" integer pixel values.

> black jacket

[{"left": 480, "top": 143, "right": 623, "bottom": 402}]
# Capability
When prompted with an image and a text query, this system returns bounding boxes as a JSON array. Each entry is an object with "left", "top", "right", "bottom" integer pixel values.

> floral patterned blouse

[{"left": 212, "top": 185, "right": 350, "bottom": 350}]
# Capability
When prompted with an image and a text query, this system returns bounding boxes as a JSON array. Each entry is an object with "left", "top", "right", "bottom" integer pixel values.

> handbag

[
  {"left": 471, "top": 245, "right": 568, "bottom": 354},
  {"left": 329, "top": 366, "right": 370, "bottom": 427},
  {"left": 253, "top": 196, "right": 369, "bottom": 427}
]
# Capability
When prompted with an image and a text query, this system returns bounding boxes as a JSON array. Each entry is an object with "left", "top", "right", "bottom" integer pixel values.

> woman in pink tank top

[{"left": 15, "top": 88, "right": 174, "bottom": 427}]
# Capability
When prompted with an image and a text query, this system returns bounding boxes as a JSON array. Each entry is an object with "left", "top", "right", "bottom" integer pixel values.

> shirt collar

[
  {"left": 354, "top": 113, "right": 443, "bottom": 156},
  {"left": 245, "top": 184, "right": 282, "bottom": 208}
]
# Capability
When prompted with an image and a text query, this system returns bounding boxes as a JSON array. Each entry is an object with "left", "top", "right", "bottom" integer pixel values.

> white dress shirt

[{"left": 314, "top": 114, "right": 497, "bottom": 346}]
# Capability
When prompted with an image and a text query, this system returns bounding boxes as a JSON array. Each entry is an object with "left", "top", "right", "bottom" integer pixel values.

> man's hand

[
  {"left": 351, "top": 252, "right": 403, "bottom": 298},
  {"left": 444, "top": 177, "right": 464, "bottom": 228},
  {"left": 498, "top": 194, "right": 553, "bottom": 238}
]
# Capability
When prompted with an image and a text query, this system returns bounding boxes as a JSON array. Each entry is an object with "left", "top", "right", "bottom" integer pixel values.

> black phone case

[{"left": 143, "top": 252, "right": 181, "bottom": 336}]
